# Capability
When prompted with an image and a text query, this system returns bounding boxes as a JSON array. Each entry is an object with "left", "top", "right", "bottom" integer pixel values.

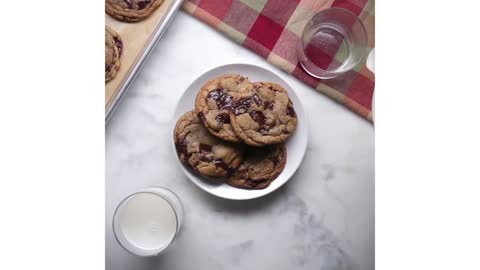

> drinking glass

[
  {"left": 297, "top": 8, "right": 368, "bottom": 79},
  {"left": 113, "top": 186, "right": 184, "bottom": 257}
]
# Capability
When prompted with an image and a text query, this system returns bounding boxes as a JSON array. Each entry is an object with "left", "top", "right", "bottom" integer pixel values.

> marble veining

[{"left": 106, "top": 12, "right": 374, "bottom": 270}]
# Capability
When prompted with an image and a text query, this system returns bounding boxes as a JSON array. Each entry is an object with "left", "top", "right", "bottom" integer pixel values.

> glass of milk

[{"left": 113, "top": 187, "right": 184, "bottom": 256}]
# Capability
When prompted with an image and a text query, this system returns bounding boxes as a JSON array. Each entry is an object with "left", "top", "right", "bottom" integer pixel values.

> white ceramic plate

[{"left": 172, "top": 63, "right": 308, "bottom": 200}]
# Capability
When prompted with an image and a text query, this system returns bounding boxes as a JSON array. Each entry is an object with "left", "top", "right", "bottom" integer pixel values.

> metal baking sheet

[{"left": 105, "top": 0, "right": 183, "bottom": 123}]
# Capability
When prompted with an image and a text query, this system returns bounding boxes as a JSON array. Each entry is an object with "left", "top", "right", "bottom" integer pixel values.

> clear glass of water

[
  {"left": 113, "top": 186, "right": 184, "bottom": 257},
  {"left": 297, "top": 8, "right": 368, "bottom": 79}
]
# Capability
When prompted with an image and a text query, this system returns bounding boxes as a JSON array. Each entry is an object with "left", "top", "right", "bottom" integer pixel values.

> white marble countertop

[{"left": 106, "top": 11, "right": 374, "bottom": 270}]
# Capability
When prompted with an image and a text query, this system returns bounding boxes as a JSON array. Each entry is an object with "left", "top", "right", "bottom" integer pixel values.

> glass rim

[
  {"left": 112, "top": 187, "right": 182, "bottom": 257},
  {"left": 300, "top": 7, "right": 368, "bottom": 78}
]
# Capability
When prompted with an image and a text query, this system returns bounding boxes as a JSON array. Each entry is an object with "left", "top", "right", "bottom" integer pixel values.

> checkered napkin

[{"left": 183, "top": 0, "right": 375, "bottom": 121}]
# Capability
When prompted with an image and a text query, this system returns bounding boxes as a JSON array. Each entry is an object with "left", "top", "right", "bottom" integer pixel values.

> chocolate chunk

[
  {"left": 137, "top": 0, "right": 149, "bottom": 9},
  {"left": 249, "top": 110, "right": 266, "bottom": 126},
  {"left": 199, "top": 143, "right": 212, "bottom": 153},
  {"left": 213, "top": 159, "right": 233, "bottom": 175},
  {"left": 207, "top": 89, "right": 221, "bottom": 100},
  {"left": 246, "top": 178, "right": 269, "bottom": 188},
  {"left": 113, "top": 36, "right": 123, "bottom": 54},
  {"left": 175, "top": 131, "right": 193, "bottom": 164},
  {"left": 238, "top": 170, "right": 248, "bottom": 179},
  {"left": 252, "top": 94, "right": 263, "bottom": 106},
  {"left": 199, "top": 155, "right": 212, "bottom": 162},
  {"left": 122, "top": 0, "right": 133, "bottom": 8},
  {"left": 219, "top": 95, "right": 232, "bottom": 110},
  {"left": 258, "top": 127, "right": 269, "bottom": 135},
  {"left": 175, "top": 136, "right": 190, "bottom": 160},
  {"left": 233, "top": 106, "right": 247, "bottom": 115},
  {"left": 215, "top": 113, "right": 231, "bottom": 124},
  {"left": 263, "top": 101, "right": 274, "bottom": 110},
  {"left": 286, "top": 106, "right": 296, "bottom": 117},
  {"left": 207, "top": 89, "right": 233, "bottom": 110},
  {"left": 268, "top": 86, "right": 280, "bottom": 92},
  {"left": 197, "top": 144, "right": 233, "bottom": 174},
  {"left": 198, "top": 112, "right": 206, "bottom": 123},
  {"left": 231, "top": 97, "right": 252, "bottom": 115}
]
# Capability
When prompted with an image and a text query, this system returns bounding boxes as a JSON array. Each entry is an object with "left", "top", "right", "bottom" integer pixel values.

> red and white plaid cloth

[{"left": 183, "top": 0, "right": 375, "bottom": 121}]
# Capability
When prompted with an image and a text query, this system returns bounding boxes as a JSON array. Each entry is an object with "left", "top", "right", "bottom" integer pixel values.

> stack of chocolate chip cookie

[{"left": 174, "top": 74, "right": 298, "bottom": 190}]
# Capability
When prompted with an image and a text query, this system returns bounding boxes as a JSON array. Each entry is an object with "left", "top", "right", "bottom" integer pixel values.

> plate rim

[{"left": 171, "top": 63, "right": 309, "bottom": 200}]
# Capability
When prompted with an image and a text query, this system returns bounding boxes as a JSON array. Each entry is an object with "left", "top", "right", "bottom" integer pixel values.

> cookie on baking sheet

[
  {"left": 106, "top": 0, "right": 164, "bottom": 22},
  {"left": 105, "top": 26, "right": 123, "bottom": 83},
  {"left": 174, "top": 111, "right": 244, "bottom": 178},
  {"left": 227, "top": 143, "right": 286, "bottom": 189},
  {"left": 195, "top": 74, "right": 253, "bottom": 142},
  {"left": 230, "top": 82, "right": 297, "bottom": 146}
]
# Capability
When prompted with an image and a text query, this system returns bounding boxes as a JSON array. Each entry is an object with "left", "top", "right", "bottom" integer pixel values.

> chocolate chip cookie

[
  {"left": 106, "top": 0, "right": 164, "bottom": 22},
  {"left": 105, "top": 26, "right": 123, "bottom": 83},
  {"left": 230, "top": 82, "right": 297, "bottom": 146},
  {"left": 227, "top": 143, "right": 286, "bottom": 189},
  {"left": 195, "top": 74, "right": 253, "bottom": 142},
  {"left": 174, "top": 111, "right": 244, "bottom": 178}
]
